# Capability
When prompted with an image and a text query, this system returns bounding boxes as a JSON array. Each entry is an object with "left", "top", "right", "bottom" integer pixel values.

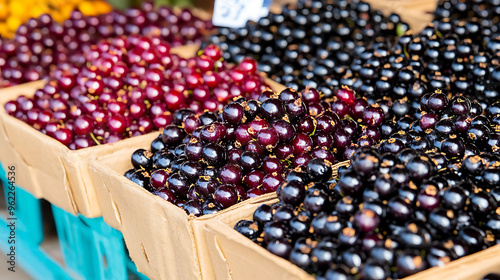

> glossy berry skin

[
  {"left": 180, "top": 161, "right": 204, "bottom": 182},
  {"left": 243, "top": 170, "right": 265, "bottom": 190},
  {"left": 163, "top": 125, "right": 186, "bottom": 147},
  {"left": 293, "top": 153, "right": 312, "bottom": 169},
  {"left": 427, "top": 91, "right": 449, "bottom": 113},
  {"left": 417, "top": 184, "right": 440, "bottom": 211},
  {"left": 292, "top": 133, "right": 313, "bottom": 154},
  {"left": 54, "top": 128, "right": 73, "bottom": 146},
  {"left": 262, "top": 157, "right": 283, "bottom": 174},
  {"left": 74, "top": 116, "right": 94, "bottom": 136},
  {"left": 303, "top": 189, "right": 328, "bottom": 215},
  {"left": 183, "top": 200, "right": 203, "bottom": 217},
  {"left": 352, "top": 150, "right": 380, "bottom": 177},
  {"left": 222, "top": 103, "right": 244, "bottom": 124},
  {"left": 214, "top": 185, "right": 238, "bottom": 209},
  {"left": 337, "top": 87, "right": 356, "bottom": 105},
  {"left": 354, "top": 209, "right": 380, "bottom": 233},
  {"left": 363, "top": 106, "right": 384, "bottom": 126},
  {"left": 260, "top": 99, "right": 285, "bottom": 120},
  {"left": 130, "top": 170, "right": 151, "bottom": 191},
  {"left": 150, "top": 169, "right": 169, "bottom": 190},
  {"left": 154, "top": 188, "right": 176, "bottom": 203},
  {"left": 307, "top": 158, "right": 332, "bottom": 182},
  {"left": 257, "top": 128, "right": 279, "bottom": 150},
  {"left": 388, "top": 197, "right": 412, "bottom": 223},
  {"left": 420, "top": 113, "right": 439, "bottom": 130},
  {"left": 234, "top": 220, "right": 261, "bottom": 240},
  {"left": 240, "top": 151, "right": 261, "bottom": 172},
  {"left": 337, "top": 170, "right": 363, "bottom": 196},
  {"left": 202, "top": 143, "right": 226, "bottom": 167},
  {"left": 280, "top": 181, "right": 305, "bottom": 207},
  {"left": 261, "top": 173, "right": 283, "bottom": 193},
  {"left": 131, "top": 149, "right": 153, "bottom": 169},
  {"left": 167, "top": 173, "right": 189, "bottom": 196},
  {"left": 396, "top": 250, "right": 427, "bottom": 277},
  {"left": 219, "top": 164, "right": 243, "bottom": 185}
]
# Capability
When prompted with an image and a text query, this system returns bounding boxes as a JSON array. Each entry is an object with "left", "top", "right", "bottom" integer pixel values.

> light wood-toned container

[
  {"left": 89, "top": 148, "right": 277, "bottom": 280},
  {"left": 205, "top": 199, "right": 500, "bottom": 280},
  {"left": 89, "top": 150, "right": 347, "bottom": 280},
  {"left": 0, "top": 80, "right": 166, "bottom": 217},
  {"left": 0, "top": 43, "right": 282, "bottom": 218}
]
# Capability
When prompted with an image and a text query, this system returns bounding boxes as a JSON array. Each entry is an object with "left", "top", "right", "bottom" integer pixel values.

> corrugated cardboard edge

[
  {"left": 193, "top": 193, "right": 280, "bottom": 280},
  {"left": 88, "top": 133, "right": 160, "bottom": 230},
  {"left": 204, "top": 198, "right": 313, "bottom": 280},
  {"left": 0, "top": 81, "right": 46, "bottom": 196}
]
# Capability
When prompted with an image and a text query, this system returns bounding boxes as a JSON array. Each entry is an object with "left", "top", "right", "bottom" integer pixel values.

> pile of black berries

[
  {"left": 235, "top": 146, "right": 500, "bottom": 279},
  {"left": 124, "top": 86, "right": 405, "bottom": 216},
  {"left": 207, "top": 0, "right": 408, "bottom": 94}
]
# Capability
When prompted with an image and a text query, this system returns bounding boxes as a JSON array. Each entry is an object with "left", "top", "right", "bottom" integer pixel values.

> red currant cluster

[
  {"left": 4, "top": 38, "right": 268, "bottom": 149},
  {"left": 0, "top": 3, "right": 212, "bottom": 87}
]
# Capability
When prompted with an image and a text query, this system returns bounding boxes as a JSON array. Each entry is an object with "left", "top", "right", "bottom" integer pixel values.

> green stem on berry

[{"left": 90, "top": 133, "right": 101, "bottom": 146}]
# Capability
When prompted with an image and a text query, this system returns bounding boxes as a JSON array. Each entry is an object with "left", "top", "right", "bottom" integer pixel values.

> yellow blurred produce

[{"left": 0, "top": 0, "right": 112, "bottom": 38}]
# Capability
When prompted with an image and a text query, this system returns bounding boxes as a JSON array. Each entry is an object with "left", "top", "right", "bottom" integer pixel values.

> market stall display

[{"left": 0, "top": 0, "right": 499, "bottom": 280}]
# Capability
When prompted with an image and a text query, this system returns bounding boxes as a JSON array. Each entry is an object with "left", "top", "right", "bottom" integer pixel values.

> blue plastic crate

[
  {"left": 0, "top": 163, "right": 148, "bottom": 280},
  {"left": 0, "top": 163, "right": 44, "bottom": 245},
  {"left": 0, "top": 164, "right": 73, "bottom": 280},
  {"left": 52, "top": 205, "right": 149, "bottom": 280}
]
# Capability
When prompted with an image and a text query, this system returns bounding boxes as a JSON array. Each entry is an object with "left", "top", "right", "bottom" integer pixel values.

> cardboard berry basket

[
  {"left": 88, "top": 145, "right": 277, "bottom": 280},
  {"left": 89, "top": 148, "right": 348, "bottom": 280},
  {"left": 205, "top": 201, "right": 500, "bottom": 280},
  {"left": 0, "top": 81, "right": 45, "bottom": 195},
  {"left": 0, "top": 43, "right": 281, "bottom": 218},
  {"left": 0, "top": 80, "right": 162, "bottom": 217},
  {"left": 87, "top": 79, "right": 287, "bottom": 280}
]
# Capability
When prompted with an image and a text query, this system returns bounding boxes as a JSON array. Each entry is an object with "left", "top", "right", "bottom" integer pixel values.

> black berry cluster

[
  {"left": 207, "top": 0, "right": 408, "bottom": 93},
  {"left": 124, "top": 87, "right": 400, "bottom": 216},
  {"left": 235, "top": 146, "right": 500, "bottom": 279},
  {"left": 375, "top": 90, "right": 500, "bottom": 161},
  {"left": 434, "top": 0, "right": 500, "bottom": 23},
  {"left": 356, "top": 18, "right": 500, "bottom": 105}
]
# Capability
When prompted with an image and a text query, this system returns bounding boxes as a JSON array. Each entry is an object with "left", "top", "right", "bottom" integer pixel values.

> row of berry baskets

[{"left": 1, "top": 0, "right": 500, "bottom": 279}]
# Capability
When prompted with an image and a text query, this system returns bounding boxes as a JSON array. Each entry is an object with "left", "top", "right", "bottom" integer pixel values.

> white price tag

[
  {"left": 260, "top": 0, "right": 272, "bottom": 17},
  {"left": 212, "top": 0, "right": 268, "bottom": 28}
]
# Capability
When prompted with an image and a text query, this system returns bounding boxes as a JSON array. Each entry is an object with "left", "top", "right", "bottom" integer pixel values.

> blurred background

[{"left": 0, "top": 0, "right": 206, "bottom": 39}]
